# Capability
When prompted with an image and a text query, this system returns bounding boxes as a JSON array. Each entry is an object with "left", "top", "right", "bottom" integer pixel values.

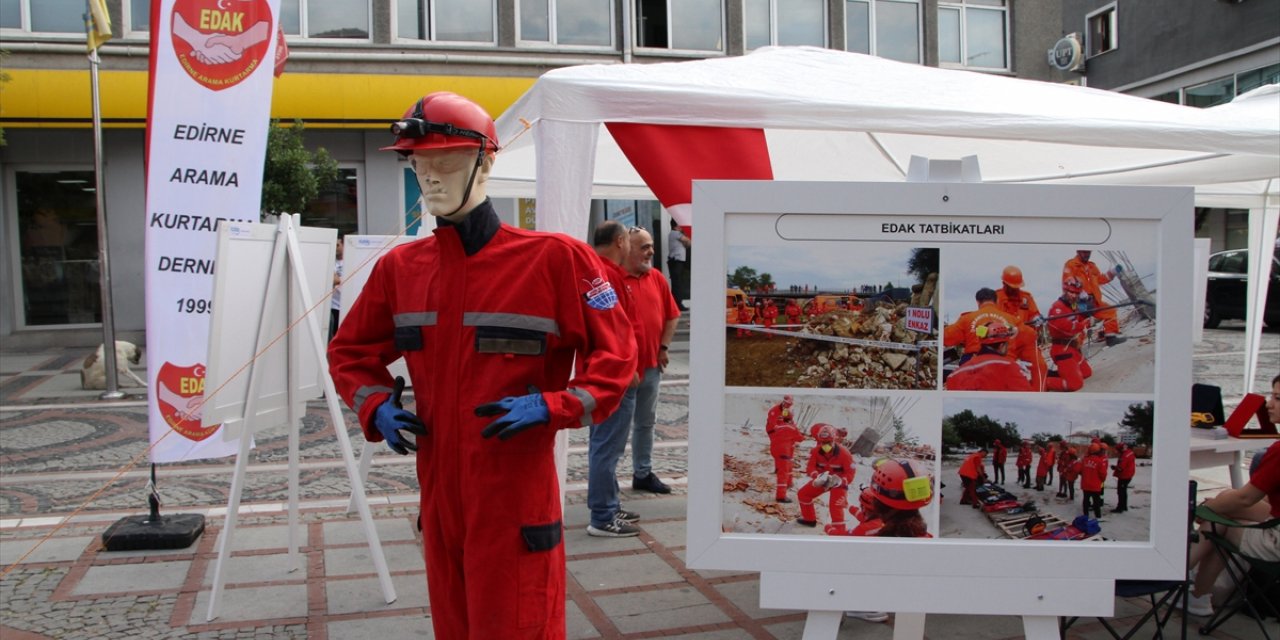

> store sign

[{"left": 1048, "top": 34, "right": 1083, "bottom": 72}]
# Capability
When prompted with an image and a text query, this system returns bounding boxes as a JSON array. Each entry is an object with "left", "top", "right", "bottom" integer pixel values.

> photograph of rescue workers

[
  {"left": 940, "top": 244, "right": 1157, "bottom": 393},
  {"left": 721, "top": 392, "right": 940, "bottom": 538},
  {"left": 939, "top": 396, "right": 1153, "bottom": 543},
  {"left": 724, "top": 245, "right": 939, "bottom": 390}
]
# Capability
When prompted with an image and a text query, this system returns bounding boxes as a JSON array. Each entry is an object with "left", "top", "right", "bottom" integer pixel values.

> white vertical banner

[{"left": 145, "top": 0, "right": 281, "bottom": 462}]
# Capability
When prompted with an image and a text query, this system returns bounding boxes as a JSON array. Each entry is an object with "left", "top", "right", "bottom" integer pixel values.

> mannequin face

[{"left": 410, "top": 148, "right": 491, "bottom": 221}]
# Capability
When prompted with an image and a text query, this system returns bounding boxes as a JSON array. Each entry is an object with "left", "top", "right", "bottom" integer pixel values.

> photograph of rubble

[
  {"left": 938, "top": 395, "right": 1153, "bottom": 543},
  {"left": 724, "top": 245, "right": 939, "bottom": 390},
  {"left": 940, "top": 244, "right": 1157, "bottom": 394},
  {"left": 721, "top": 392, "right": 940, "bottom": 538}
]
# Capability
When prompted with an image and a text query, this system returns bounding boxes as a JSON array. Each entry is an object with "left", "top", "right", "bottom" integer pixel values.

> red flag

[
  {"left": 273, "top": 26, "right": 289, "bottom": 77},
  {"left": 605, "top": 124, "right": 773, "bottom": 227}
]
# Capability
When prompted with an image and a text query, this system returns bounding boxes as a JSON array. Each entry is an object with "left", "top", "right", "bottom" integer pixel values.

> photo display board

[{"left": 687, "top": 181, "right": 1193, "bottom": 583}]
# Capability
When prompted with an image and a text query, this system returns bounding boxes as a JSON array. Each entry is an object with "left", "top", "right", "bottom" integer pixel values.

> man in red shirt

[
  {"left": 1111, "top": 442, "right": 1137, "bottom": 513},
  {"left": 761, "top": 298, "right": 779, "bottom": 339},
  {"left": 796, "top": 424, "right": 855, "bottom": 532},
  {"left": 1079, "top": 443, "right": 1109, "bottom": 519},
  {"left": 1184, "top": 374, "right": 1280, "bottom": 617},
  {"left": 626, "top": 227, "right": 681, "bottom": 494},
  {"left": 785, "top": 299, "right": 802, "bottom": 325},
  {"left": 944, "top": 318, "right": 1032, "bottom": 392}
]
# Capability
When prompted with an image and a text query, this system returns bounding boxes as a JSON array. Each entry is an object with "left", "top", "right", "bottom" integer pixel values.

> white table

[{"left": 1189, "top": 430, "right": 1263, "bottom": 488}]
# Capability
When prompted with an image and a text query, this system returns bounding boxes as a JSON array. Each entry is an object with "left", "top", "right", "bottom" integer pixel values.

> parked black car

[{"left": 1204, "top": 246, "right": 1280, "bottom": 328}]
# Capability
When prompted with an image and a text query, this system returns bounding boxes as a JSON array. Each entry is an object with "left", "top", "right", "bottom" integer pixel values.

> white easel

[
  {"left": 755, "top": 157, "right": 1118, "bottom": 639},
  {"left": 203, "top": 216, "right": 396, "bottom": 621}
]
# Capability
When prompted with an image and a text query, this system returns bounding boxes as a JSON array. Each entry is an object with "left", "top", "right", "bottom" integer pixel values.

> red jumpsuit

[
  {"left": 1059, "top": 455, "right": 1080, "bottom": 499},
  {"left": 944, "top": 353, "right": 1033, "bottom": 391},
  {"left": 1080, "top": 452, "right": 1109, "bottom": 518},
  {"left": 995, "top": 288, "right": 1047, "bottom": 390},
  {"left": 329, "top": 203, "right": 636, "bottom": 639},
  {"left": 761, "top": 301, "right": 779, "bottom": 339},
  {"left": 958, "top": 451, "right": 987, "bottom": 506},
  {"left": 991, "top": 440, "right": 1007, "bottom": 484},
  {"left": 768, "top": 421, "right": 806, "bottom": 501},
  {"left": 943, "top": 302, "right": 1035, "bottom": 388},
  {"left": 1016, "top": 444, "right": 1033, "bottom": 487},
  {"left": 1114, "top": 447, "right": 1137, "bottom": 511},
  {"left": 1045, "top": 296, "right": 1093, "bottom": 392},
  {"left": 765, "top": 401, "right": 793, "bottom": 434},
  {"left": 785, "top": 300, "right": 802, "bottom": 325},
  {"left": 1063, "top": 256, "right": 1119, "bottom": 335},
  {"left": 1035, "top": 446, "right": 1054, "bottom": 490},
  {"left": 735, "top": 304, "right": 753, "bottom": 338},
  {"left": 798, "top": 443, "right": 855, "bottom": 531}
]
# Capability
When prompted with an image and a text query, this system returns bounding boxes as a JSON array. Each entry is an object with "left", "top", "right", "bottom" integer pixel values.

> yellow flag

[{"left": 86, "top": 0, "right": 113, "bottom": 52}]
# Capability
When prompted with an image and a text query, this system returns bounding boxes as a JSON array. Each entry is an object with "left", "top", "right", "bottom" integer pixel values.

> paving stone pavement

[{"left": 1, "top": 318, "right": 1276, "bottom": 638}]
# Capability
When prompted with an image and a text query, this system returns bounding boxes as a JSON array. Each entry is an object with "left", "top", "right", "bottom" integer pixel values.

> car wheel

[{"left": 1204, "top": 302, "right": 1222, "bottom": 329}]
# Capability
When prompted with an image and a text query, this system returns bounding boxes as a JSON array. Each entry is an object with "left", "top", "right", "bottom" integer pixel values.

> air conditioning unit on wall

[{"left": 1047, "top": 33, "right": 1085, "bottom": 73}]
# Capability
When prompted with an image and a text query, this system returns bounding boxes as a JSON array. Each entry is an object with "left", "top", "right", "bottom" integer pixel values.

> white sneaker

[
  {"left": 845, "top": 611, "right": 889, "bottom": 623},
  {"left": 1174, "top": 592, "right": 1213, "bottom": 617}
]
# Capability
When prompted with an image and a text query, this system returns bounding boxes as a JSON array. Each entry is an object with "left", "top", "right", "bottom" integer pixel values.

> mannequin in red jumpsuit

[
  {"left": 1080, "top": 443, "right": 1109, "bottom": 519},
  {"left": 328, "top": 92, "right": 635, "bottom": 640},
  {"left": 995, "top": 265, "right": 1047, "bottom": 390},
  {"left": 958, "top": 448, "right": 987, "bottom": 507},
  {"left": 944, "top": 317, "right": 1032, "bottom": 392},
  {"left": 1111, "top": 442, "right": 1136, "bottom": 513},
  {"left": 1045, "top": 277, "right": 1094, "bottom": 392},
  {"left": 796, "top": 424, "right": 855, "bottom": 533},
  {"left": 1063, "top": 250, "right": 1126, "bottom": 347},
  {"left": 761, "top": 298, "right": 779, "bottom": 339}
]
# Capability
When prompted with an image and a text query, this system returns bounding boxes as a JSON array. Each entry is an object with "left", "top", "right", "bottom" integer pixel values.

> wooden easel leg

[
  {"left": 346, "top": 439, "right": 378, "bottom": 515},
  {"left": 801, "top": 610, "right": 842, "bottom": 640},
  {"left": 207, "top": 428, "right": 254, "bottom": 621}
]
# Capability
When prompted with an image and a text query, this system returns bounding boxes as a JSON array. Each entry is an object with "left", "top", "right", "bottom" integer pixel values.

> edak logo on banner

[
  {"left": 156, "top": 362, "right": 219, "bottom": 441},
  {"left": 170, "top": 0, "right": 274, "bottom": 91}
]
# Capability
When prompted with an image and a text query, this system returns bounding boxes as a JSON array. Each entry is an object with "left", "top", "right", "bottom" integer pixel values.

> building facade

[
  {"left": 1, "top": 0, "right": 1071, "bottom": 346},
  {"left": 1060, "top": 0, "right": 1280, "bottom": 253}
]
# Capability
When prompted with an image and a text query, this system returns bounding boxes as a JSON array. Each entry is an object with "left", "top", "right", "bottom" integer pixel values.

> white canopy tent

[{"left": 490, "top": 46, "right": 1279, "bottom": 394}]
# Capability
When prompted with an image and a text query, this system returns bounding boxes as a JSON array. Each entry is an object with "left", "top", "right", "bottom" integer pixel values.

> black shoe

[
  {"left": 1110, "top": 508, "right": 1126, "bottom": 513},
  {"left": 1105, "top": 335, "right": 1127, "bottom": 347},
  {"left": 795, "top": 519, "right": 818, "bottom": 527},
  {"left": 616, "top": 509, "right": 641, "bottom": 523},
  {"left": 633, "top": 473, "right": 672, "bottom": 494},
  {"left": 777, "top": 497, "right": 792, "bottom": 503}
]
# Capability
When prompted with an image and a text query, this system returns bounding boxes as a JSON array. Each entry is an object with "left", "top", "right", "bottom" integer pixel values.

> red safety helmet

[
  {"left": 870, "top": 458, "right": 934, "bottom": 511},
  {"left": 1088, "top": 443, "right": 1104, "bottom": 454},
  {"left": 810, "top": 423, "right": 837, "bottom": 443},
  {"left": 975, "top": 318, "right": 1016, "bottom": 344},
  {"left": 1063, "top": 276, "right": 1084, "bottom": 294},
  {"left": 856, "top": 486, "right": 878, "bottom": 516},
  {"left": 1001, "top": 265, "right": 1025, "bottom": 289},
  {"left": 782, "top": 395, "right": 794, "bottom": 406},
  {"left": 382, "top": 92, "right": 499, "bottom": 155}
]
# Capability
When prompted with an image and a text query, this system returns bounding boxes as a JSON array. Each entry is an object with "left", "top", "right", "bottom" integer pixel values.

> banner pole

[{"left": 88, "top": 26, "right": 124, "bottom": 400}]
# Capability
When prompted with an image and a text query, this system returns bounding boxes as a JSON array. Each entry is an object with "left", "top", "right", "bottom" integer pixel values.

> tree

[
  {"left": 1118, "top": 401, "right": 1154, "bottom": 446},
  {"left": 758, "top": 272, "right": 775, "bottom": 292},
  {"left": 943, "top": 410, "right": 1016, "bottom": 452},
  {"left": 260, "top": 119, "right": 339, "bottom": 217},
  {"left": 892, "top": 416, "right": 918, "bottom": 447},
  {"left": 729, "top": 266, "right": 759, "bottom": 291},
  {"left": 906, "top": 248, "right": 938, "bottom": 284}
]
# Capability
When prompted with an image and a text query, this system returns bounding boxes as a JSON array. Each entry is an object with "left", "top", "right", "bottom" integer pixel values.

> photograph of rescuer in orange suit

[{"left": 328, "top": 92, "right": 635, "bottom": 639}]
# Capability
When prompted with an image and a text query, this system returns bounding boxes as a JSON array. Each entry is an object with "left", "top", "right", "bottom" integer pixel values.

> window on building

[
  {"left": 15, "top": 170, "right": 103, "bottom": 327},
  {"left": 1185, "top": 76, "right": 1234, "bottom": 108},
  {"left": 1, "top": 0, "right": 90, "bottom": 33},
  {"left": 398, "top": 0, "right": 495, "bottom": 43},
  {"left": 745, "top": 0, "right": 825, "bottom": 50},
  {"left": 1237, "top": 63, "right": 1280, "bottom": 96},
  {"left": 128, "top": 0, "right": 150, "bottom": 32},
  {"left": 519, "top": 0, "right": 613, "bottom": 47},
  {"left": 938, "top": 0, "right": 1007, "bottom": 70},
  {"left": 635, "top": 0, "right": 723, "bottom": 52},
  {"left": 280, "top": 0, "right": 369, "bottom": 39},
  {"left": 1150, "top": 91, "right": 1180, "bottom": 105},
  {"left": 845, "top": 0, "right": 920, "bottom": 64},
  {"left": 1085, "top": 4, "right": 1116, "bottom": 57},
  {"left": 299, "top": 168, "right": 361, "bottom": 238}
]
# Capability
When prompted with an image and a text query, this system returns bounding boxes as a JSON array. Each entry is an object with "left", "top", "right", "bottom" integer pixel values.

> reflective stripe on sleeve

[
  {"left": 394, "top": 312, "right": 437, "bottom": 327},
  {"left": 354, "top": 385, "right": 394, "bottom": 415},
  {"left": 463, "top": 312, "right": 559, "bottom": 336},
  {"left": 567, "top": 387, "right": 596, "bottom": 427}
]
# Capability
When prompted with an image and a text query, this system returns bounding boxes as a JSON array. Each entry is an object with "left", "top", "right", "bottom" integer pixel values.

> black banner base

[{"left": 101, "top": 514, "right": 206, "bottom": 551}]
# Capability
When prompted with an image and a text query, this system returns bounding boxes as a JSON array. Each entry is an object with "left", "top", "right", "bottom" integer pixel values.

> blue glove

[
  {"left": 1113, "top": 264, "right": 1124, "bottom": 275},
  {"left": 1078, "top": 298, "right": 1093, "bottom": 314},
  {"left": 475, "top": 386, "right": 549, "bottom": 440},
  {"left": 373, "top": 377, "right": 427, "bottom": 455}
]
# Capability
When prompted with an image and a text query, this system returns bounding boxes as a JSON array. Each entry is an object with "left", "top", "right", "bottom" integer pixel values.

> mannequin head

[
  {"left": 384, "top": 92, "right": 499, "bottom": 221},
  {"left": 410, "top": 148, "right": 492, "bottom": 221}
]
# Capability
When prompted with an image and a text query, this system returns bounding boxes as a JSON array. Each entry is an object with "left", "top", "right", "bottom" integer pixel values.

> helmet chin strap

[{"left": 439, "top": 141, "right": 489, "bottom": 220}]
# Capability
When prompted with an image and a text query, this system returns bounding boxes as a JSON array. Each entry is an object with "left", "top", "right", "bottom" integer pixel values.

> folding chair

[
  {"left": 1060, "top": 481, "right": 1196, "bottom": 639},
  {"left": 1194, "top": 505, "right": 1280, "bottom": 639}
]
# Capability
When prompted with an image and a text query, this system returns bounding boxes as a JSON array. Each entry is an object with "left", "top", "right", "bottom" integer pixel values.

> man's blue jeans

[
  {"left": 587, "top": 385, "right": 637, "bottom": 528},
  {"left": 631, "top": 367, "right": 662, "bottom": 479}
]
